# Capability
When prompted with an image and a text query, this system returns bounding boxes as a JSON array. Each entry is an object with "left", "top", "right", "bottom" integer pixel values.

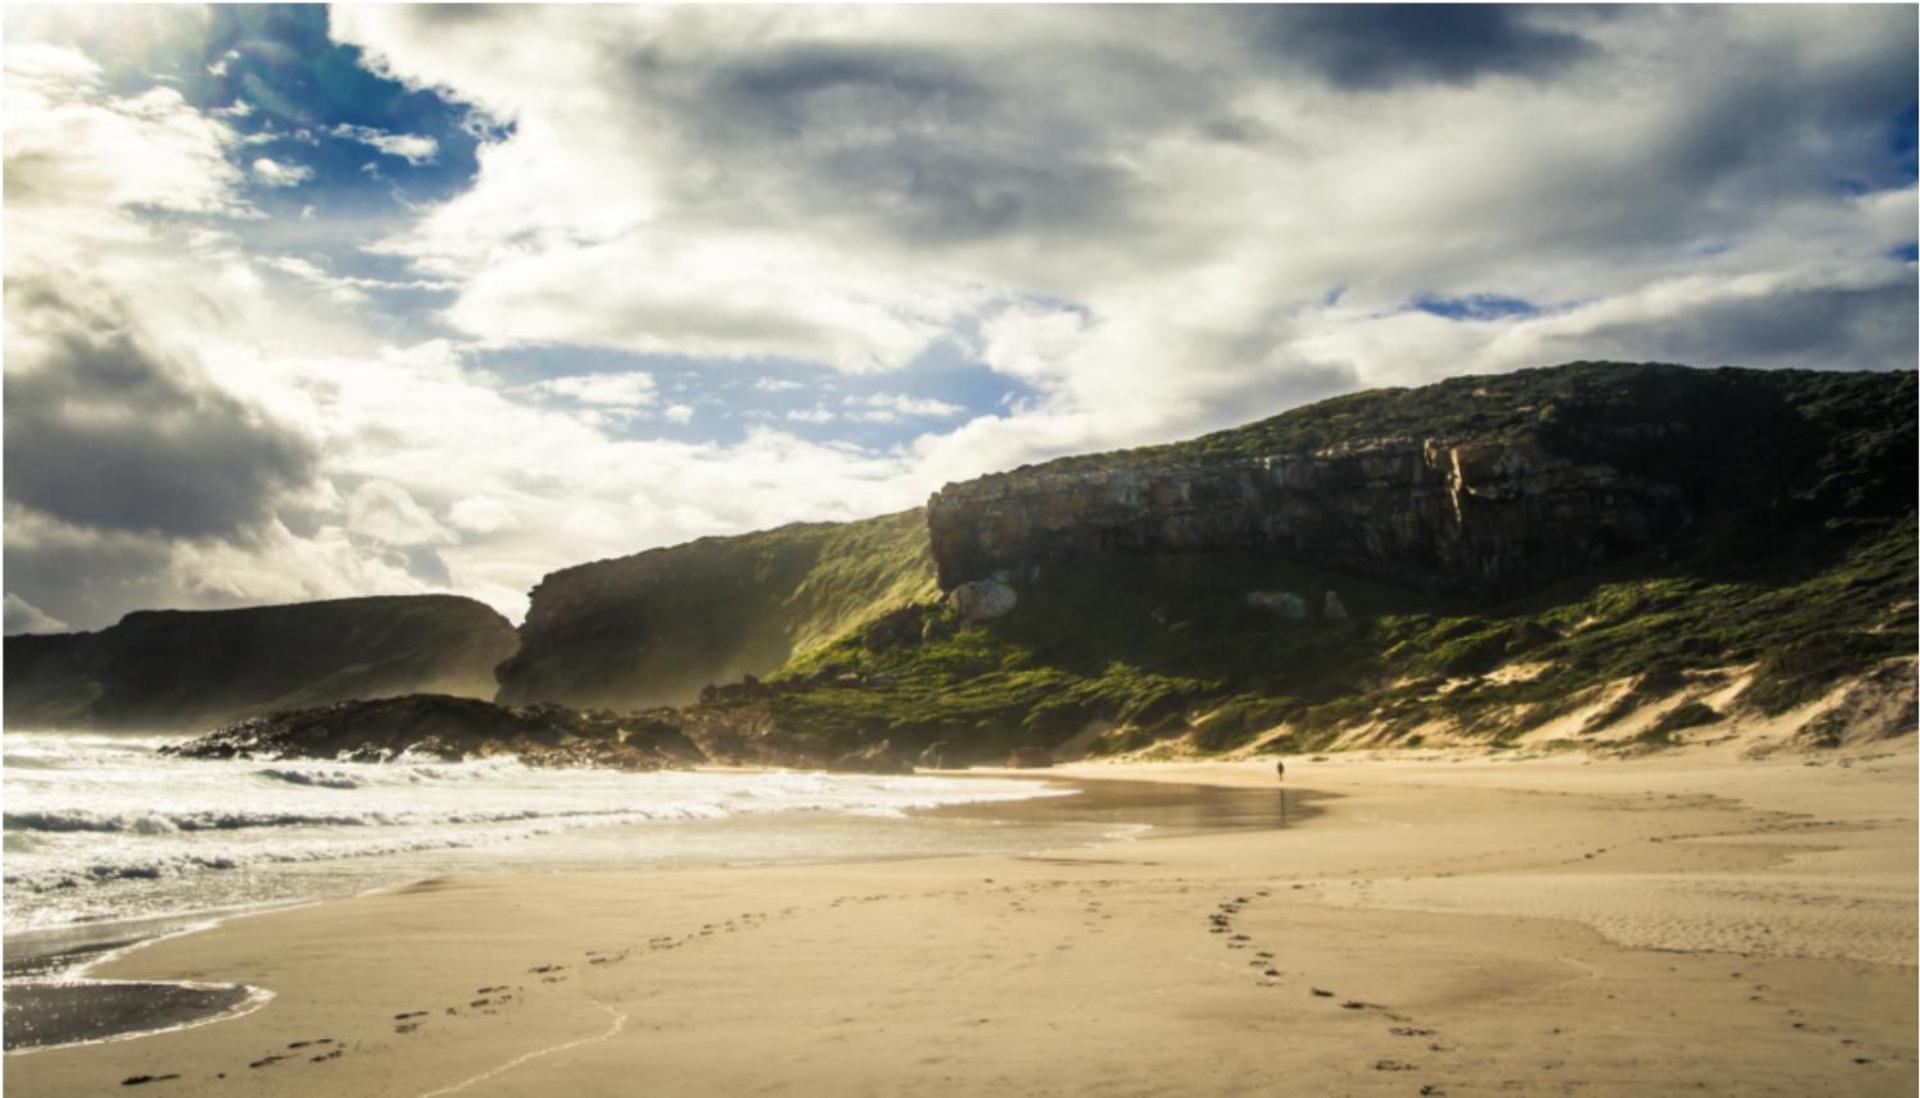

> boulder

[
  {"left": 1246, "top": 590, "right": 1307, "bottom": 620},
  {"left": 861, "top": 606, "right": 923, "bottom": 651},
  {"left": 1006, "top": 746, "right": 1054, "bottom": 768},
  {"left": 949, "top": 578, "right": 1018, "bottom": 622},
  {"left": 917, "top": 741, "right": 956, "bottom": 769},
  {"left": 1323, "top": 590, "right": 1350, "bottom": 620},
  {"left": 826, "top": 740, "right": 914, "bottom": 775}
]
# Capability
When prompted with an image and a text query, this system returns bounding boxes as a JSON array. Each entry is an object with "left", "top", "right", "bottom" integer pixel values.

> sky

[{"left": 3, "top": 3, "right": 1915, "bottom": 634}]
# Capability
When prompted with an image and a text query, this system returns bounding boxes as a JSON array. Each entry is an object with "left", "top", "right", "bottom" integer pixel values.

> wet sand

[{"left": 6, "top": 742, "right": 1913, "bottom": 1096}]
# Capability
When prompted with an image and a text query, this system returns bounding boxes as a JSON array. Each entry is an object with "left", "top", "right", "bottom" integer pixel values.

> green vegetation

[
  {"left": 498, "top": 509, "right": 938, "bottom": 710},
  {"left": 686, "top": 364, "right": 1915, "bottom": 763},
  {"left": 720, "top": 516, "right": 1910, "bottom": 762}
]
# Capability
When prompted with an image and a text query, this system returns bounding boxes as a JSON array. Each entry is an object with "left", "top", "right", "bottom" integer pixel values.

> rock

[
  {"left": 949, "top": 578, "right": 1018, "bottom": 622},
  {"left": 1006, "top": 746, "right": 1054, "bottom": 768},
  {"left": 163, "top": 694, "right": 706, "bottom": 771},
  {"left": 861, "top": 606, "right": 923, "bottom": 651},
  {"left": 826, "top": 740, "right": 914, "bottom": 774},
  {"left": 1323, "top": 590, "right": 1349, "bottom": 620},
  {"left": 1246, "top": 590, "right": 1308, "bottom": 620},
  {"left": 917, "top": 741, "right": 955, "bottom": 769},
  {"left": 919, "top": 369, "right": 1777, "bottom": 600}
]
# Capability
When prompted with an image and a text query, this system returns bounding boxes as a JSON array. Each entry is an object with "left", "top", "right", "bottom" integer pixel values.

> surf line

[{"left": 417, "top": 1000, "right": 629, "bottom": 1098}]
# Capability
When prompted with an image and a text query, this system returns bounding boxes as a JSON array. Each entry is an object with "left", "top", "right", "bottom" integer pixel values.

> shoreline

[
  {"left": 7, "top": 742, "right": 1914, "bottom": 1095},
  {"left": 3, "top": 771, "right": 1288, "bottom": 1055}
]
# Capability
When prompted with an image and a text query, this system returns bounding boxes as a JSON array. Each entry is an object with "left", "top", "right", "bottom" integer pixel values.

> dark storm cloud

[
  {"left": 1251, "top": 5, "right": 1596, "bottom": 90},
  {"left": 4, "top": 592, "right": 69, "bottom": 635},
  {"left": 2, "top": 514, "right": 181, "bottom": 632},
  {"left": 3, "top": 284, "right": 318, "bottom": 540},
  {"left": 706, "top": 44, "right": 985, "bottom": 137},
  {"left": 649, "top": 41, "right": 1139, "bottom": 244}
]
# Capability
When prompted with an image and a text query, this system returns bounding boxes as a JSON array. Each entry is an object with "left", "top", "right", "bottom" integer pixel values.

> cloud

[
  {"left": 330, "top": 122, "right": 439, "bottom": 164},
  {"left": 345, "top": 479, "right": 454, "bottom": 547},
  {"left": 844, "top": 393, "right": 964, "bottom": 423},
  {"left": 5, "top": 49, "right": 319, "bottom": 546},
  {"left": 1249, "top": 6, "right": 1597, "bottom": 90},
  {"left": 523, "top": 371, "right": 657, "bottom": 408},
  {"left": 250, "top": 156, "right": 313, "bottom": 187},
  {"left": 5, "top": 43, "right": 251, "bottom": 221},
  {"left": 5, "top": 592, "right": 69, "bottom": 635},
  {"left": 332, "top": 4, "right": 1912, "bottom": 414},
  {"left": 260, "top": 255, "right": 458, "bottom": 303},
  {"left": 3, "top": 286, "right": 319, "bottom": 539},
  {"left": 448, "top": 494, "right": 519, "bottom": 534}
]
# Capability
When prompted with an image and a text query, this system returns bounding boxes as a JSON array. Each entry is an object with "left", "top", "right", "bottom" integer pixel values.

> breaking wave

[{"left": 2, "top": 730, "right": 1071, "bottom": 932}]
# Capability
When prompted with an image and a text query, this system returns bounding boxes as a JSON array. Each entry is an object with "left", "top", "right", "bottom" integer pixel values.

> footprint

[
  {"left": 1311, "top": 988, "right": 1335, "bottom": 998},
  {"left": 1374, "top": 1059, "right": 1416, "bottom": 1071}
]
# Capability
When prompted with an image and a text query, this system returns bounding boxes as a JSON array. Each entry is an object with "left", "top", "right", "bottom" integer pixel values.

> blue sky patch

[{"left": 1407, "top": 293, "right": 1540, "bottom": 321}]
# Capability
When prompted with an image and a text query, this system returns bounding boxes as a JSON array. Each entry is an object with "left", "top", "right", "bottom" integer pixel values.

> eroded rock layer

[{"left": 927, "top": 363, "right": 1915, "bottom": 597}]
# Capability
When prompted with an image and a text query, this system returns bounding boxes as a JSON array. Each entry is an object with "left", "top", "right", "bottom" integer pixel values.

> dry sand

[{"left": 7, "top": 741, "right": 1914, "bottom": 1096}]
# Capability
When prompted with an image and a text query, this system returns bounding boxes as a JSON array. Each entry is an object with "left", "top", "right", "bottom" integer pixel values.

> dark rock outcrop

[
  {"left": 5, "top": 595, "right": 519, "bottom": 732},
  {"left": 924, "top": 364, "right": 1917, "bottom": 599},
  {"left": 163, "top": 694, "right": 705, "bottom": 770},
  {"left": 928, "top": 435, "right": 1683, "bottom": 599}
]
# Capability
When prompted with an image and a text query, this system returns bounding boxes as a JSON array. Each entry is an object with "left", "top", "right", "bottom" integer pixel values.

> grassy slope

[
  {"left": 497, "top": 509, "right": 938, "bottom": 710},
  {"left": 708, "top": 364, "right": 1915, "bottom": 761}
]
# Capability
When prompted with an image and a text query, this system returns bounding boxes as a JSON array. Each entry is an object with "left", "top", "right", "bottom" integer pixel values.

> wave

[
  {"left": 0, "top": 803, "right": 732, "bottom": 836},
  {"left": 5, "top": 831, "right": 494, "bottom": 893}
]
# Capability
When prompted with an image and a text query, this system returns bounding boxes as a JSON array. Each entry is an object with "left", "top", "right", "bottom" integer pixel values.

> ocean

[{"left": 2, "top": 731, "right": 1086, "bottom": 941}]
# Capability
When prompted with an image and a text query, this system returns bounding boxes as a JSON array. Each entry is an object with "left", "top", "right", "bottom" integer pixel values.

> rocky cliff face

[
  {"left": 4, "top": 595, "right": 518, "bottom": 732},
  {"left": 496, "top": 509, "right": 936, "bottom": 711},
  {"left": 928, "top": 435, "right": 1685, "bottom": 597},
  {"left": 927, "top": 363, "right": 1916, "bottom": 599}
]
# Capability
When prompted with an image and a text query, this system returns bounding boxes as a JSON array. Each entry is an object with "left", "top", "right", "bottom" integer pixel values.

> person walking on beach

[{"left": 1274, "top": 759, "right": 1285, "bottom": 783}]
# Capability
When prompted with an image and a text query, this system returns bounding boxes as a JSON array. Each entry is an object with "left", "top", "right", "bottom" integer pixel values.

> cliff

[
  {"left": 689, "top": 363, "right": 1914, "bottom": 765},
  {"left": 4, "top": 594, "right": 518, "bottom": 732},
  {"left": 927, "top": 364, "right": 1915, "bottom": 597},
  {"left": 495, "top": 508, "right": 937, "bottom": 711}
]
